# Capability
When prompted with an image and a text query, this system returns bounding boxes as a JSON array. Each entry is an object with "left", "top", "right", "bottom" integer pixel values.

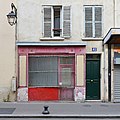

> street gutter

[{"left": 0, "top": 114, "right": 120, "bottom": 118}]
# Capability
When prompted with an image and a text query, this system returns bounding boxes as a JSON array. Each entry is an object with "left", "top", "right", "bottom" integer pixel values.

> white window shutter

[
  {"left": 62, "top": 6, "right": 71, "bottom": 38},
  {"left": 85, "top": 7, "right": 93, "bottom": 37},
  {"left": 43, "top": 6, "right": 52, "bottom": 37},
  {"left": 95, "top": 7, "right": 102, "bottom": 37}
]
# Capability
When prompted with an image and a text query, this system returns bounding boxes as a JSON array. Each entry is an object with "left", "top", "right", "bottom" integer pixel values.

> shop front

[
  {"left": 104, "top": 28, "right": 120, "bottom": 102},
  {"left": 16, "top": 41, "right": 86, "bottom": 101}
]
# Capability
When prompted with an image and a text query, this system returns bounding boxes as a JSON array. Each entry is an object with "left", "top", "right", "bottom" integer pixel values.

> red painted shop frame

[{"left": 18, "top": 46, "right": 86, "bottom": 101}]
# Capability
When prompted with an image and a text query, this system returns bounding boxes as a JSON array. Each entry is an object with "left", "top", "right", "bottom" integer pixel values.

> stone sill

[
  {"left": 40, "top": 37, "right": 64, "bottom": 41},
  {"left": 82, "top": 38, "right": 103, "bottom": 41}
]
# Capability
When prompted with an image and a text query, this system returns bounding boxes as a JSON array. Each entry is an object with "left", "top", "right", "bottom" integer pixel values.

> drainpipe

[
  {"left": 113, "top": 0, "right": 115, "bottom": 27},
  {"left": 108, "top": 44, "right": 111, "bottom": 101}
]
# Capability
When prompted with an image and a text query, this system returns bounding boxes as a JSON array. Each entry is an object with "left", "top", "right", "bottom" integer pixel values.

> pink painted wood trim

[{"left": 18, "top": 46, "right": 86, "bottom": 55}]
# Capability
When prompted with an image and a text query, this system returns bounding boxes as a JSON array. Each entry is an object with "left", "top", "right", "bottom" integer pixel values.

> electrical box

[{"left": 12, "top": 77, "right": 16, "bottom": 92}]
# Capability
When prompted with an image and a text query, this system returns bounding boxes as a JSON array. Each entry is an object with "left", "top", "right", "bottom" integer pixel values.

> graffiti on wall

[
  {"left": 17, "top": 88, "right": 28, "bottom": 101},
  {"left": 74, "top": 87, "right": 85, "bottom": 102}
]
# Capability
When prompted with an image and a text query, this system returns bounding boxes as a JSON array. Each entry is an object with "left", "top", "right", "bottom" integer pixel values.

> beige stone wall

[
  {"left": 114, "top": 0, "right": 120, "bottom": 27},
  {"left": 104, "top": 44, "right": 108, "bottom": 101},
  {"left": 0, "top": 0, "right": 16, "bottom": 101},
  {"left": 17, "top": 0, "right": 114, "bottom": 42}
]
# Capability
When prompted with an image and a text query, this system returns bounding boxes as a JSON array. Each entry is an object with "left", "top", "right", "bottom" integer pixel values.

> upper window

[
  {"left": 84, "top": 6, "right": 102, "bottom": 38},
  {"left": 43, "top": 6, "right": 71, "bottom": 38}
]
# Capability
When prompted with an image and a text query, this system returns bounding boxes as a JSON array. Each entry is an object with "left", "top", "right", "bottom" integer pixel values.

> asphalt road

[{"left": 0, "top": 118, "right": 120, "bottom": 120}]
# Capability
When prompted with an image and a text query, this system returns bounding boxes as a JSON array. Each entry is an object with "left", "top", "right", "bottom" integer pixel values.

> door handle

[{"left": 91, "top": 80, "right": 94, "bottom": 82}]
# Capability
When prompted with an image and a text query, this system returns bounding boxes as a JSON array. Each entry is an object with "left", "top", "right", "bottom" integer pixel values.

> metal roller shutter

[{"left": 114, "top": 65, "right": 120, "bottom": 102}]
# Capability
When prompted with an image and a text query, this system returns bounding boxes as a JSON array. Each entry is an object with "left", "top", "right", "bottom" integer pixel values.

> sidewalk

[{"left": 0, "top": 102, "right": 120, "bottom": 118}]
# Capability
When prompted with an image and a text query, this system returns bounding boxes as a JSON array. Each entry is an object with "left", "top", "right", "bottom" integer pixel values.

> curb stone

[{"left": 0, "top": 114, "right": 120, "bottom": 118}]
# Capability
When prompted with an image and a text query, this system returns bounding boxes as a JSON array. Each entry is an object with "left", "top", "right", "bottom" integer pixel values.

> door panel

[
  {"left": 61, "top": 67, "right": 73, "bottom": 86},
  {"left": 60, "top": 88, "right": 74, "bottom": 101},
  {"left": 86, "top": 57, "right": 100, "bottom": 100}
]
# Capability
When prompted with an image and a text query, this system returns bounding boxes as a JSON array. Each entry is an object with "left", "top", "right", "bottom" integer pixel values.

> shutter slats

[
  {"left": 85, "top": 7, "right": 92, "bottom": 21},
  {"left": 95, "top": 7, "right": 102, "bottom": 21},
  {"left": 95, "top": 23, "right": 102, "bottom": 37},
  {"left": 44, "top": 7, "right": 51, "bottom": 37},
  {"left": 114, "top": 65, "right": 120, "bottom": 102},
  {"left": 85, "top": 7, "right": 92, "bottom": 37},
  {"left": 85, "top": 6, "right": 102, "bottom": 38},
  {"left": 95, "top": 7, "right": 102, "bottom": 37},
  {"left": 63, "top": 6, "right": 71, "bottom": 38},
  {"left": 85, "top": 23, "right": 93, "bottom": 37}
]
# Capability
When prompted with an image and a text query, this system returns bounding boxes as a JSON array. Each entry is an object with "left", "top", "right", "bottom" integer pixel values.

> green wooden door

[{"left": 86, "top": 55, "right": 100, "bottom": 100}]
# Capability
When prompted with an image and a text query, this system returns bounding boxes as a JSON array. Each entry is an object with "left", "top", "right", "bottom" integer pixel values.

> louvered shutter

[
  {"left": 95, "top": 7, "right": 102, "bottom": 37},
  {"left": 85, "top": 7, "right": 93, "bottom": 37},
  {"left": 43, "top": 7, "right": 52, "bottom": 37},
  {"left": 62, "top": 6, "right": 71, "bottom": 38}
]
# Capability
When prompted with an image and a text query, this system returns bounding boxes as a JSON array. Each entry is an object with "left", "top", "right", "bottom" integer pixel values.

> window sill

[
  {"left": 40, "top": 37, "right": 64, "bottom": 41},
  {"left": 82, "top": 37, "right": 103, "bottom": 41}
]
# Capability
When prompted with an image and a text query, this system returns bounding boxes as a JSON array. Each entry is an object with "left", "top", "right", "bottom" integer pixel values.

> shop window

[{"left": 28, "top": 56, "right": 74, "bottom": 87}]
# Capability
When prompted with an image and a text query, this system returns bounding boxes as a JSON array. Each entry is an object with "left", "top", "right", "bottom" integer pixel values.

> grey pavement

[{"left": 0, "top": 101, "right": 120, "bottom": 118}]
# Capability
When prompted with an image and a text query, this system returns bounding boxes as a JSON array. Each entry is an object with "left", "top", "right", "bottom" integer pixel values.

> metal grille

[
  {"left": 114, "top": 65, "right": 120, "bottom": 102},
  {"left": 29, "top": 56, "right": 58, "bottom": 86}
]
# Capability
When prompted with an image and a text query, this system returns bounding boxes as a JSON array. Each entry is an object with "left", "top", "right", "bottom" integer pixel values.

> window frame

[
  {"left": 53, "top": 6, "right": 62, "bottom": 37},
  {"left": 84, "top": 5, "right": 103, "bottom": 38},
  {"left": 43, "top": 5, "right": 71, "bottom": 38}
]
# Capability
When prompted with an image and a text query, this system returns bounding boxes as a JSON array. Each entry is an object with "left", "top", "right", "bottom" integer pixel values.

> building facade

[
  {"left": 0, "top": 0, "right": 16, "bottom": 102},
  {"left": 1, "top": 0, "right": 120, "bottom": 102},
  {"left": 16, "top": 0, "right": 105, "bottom": 102}
]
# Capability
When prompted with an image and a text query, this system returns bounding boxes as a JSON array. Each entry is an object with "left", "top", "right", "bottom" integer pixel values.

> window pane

[
  {"left": 54, "top": 7, "right": 61, "bottom": 36},
  {"left": 60, "top": 57, "right": 74, "bottom": 64},
  {"left": 86, "top": 54, "right": 100, "bottom": 60},
  {"left": 28, "top": 56, "right": 58, "bottom": 86},
  {"left": 61, "top": 67, "right": 72, "bottom": 86},
  {"left": 54, "top": 8, "right": 60, "bottom": 29}
]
